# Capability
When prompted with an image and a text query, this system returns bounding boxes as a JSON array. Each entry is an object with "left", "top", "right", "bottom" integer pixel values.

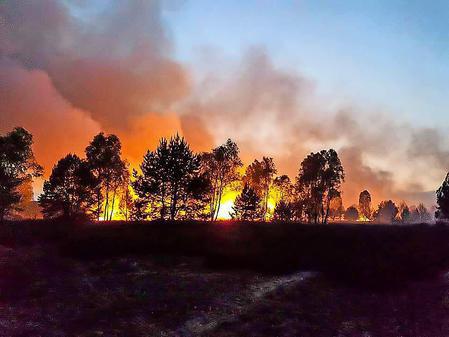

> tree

[
  {"left": 416, "top": 203, "right": 432, "bottom": 223},
  {"left": 358, "top": 190, "right": 372, "bottom": 220},
  {"left": 231, "top": 184, "right": 262, "bottom": 221},
  {"left": 200, "top": 139, "right": 242, "bottom": 220},
  {"left": 399, "top": 201, "right": 411, "bottom": 223},
  {"left": 85, "top": 133, "right": 127, "bottom": 220},
  {"left": 344, "top": 205, "right": 359, "bottom": 222},
  {"left": 296, "top": 149, "right": 344, "bottom": 224},
  {"left": 182, "top": 173, "right": 212, "bottom": 220},
  {"left": 436, "top": 173, "right": 449, "bottom": 220},
  {"left": 38, "top": 154, "right": 97, "bottom": 219},
  {"left": 0, "top": 127, "right": 42, "bottom": 222},
  {"left": 118, "top": 186, "right": 133, "bottom": 221},
  {"left": 373, "top": 200, "right": 398, "bottom": 224},
  {"left": 329, "top": 195, "right": 344, "bottom": 221},
  {"left": 133, "top": 135, "right": 201, "bottom": 220},
  {"left": 244, "top": 157, "right": 277, "bottom": 220},
  {"left": 273, "top": 200, "right": 295, "bottom": 222},
  {"left": 273, "top": 175, "right": 295, "bottom": 203}
]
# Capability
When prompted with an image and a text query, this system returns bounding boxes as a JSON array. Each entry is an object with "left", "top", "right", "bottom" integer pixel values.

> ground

[{"left": 1, "top": 242, "right": 449, "bottom": 337}]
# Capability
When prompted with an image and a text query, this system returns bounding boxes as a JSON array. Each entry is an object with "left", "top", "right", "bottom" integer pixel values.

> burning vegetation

[{"left": 0, "top": 127, "right": 444, "bottom": 224}]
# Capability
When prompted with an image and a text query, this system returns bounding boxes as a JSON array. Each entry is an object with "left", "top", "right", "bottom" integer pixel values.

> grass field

[{"left": 2, "top": 220, "right": 449, "bottom": 336}]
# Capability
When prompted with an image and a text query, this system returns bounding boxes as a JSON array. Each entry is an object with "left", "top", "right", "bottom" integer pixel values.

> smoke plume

[{"left": 1, "top": 1, "right": 446, "bottom": 207}]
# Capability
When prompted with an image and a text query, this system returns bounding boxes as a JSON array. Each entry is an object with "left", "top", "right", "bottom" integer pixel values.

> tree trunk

[
  {"left": 97, "top": 188, "right": 101, "bottom": 221},
  {"left": 160, "top": 181, "right": 166, "bottom": 220},
  {"left": 103, "top": 183, "right": 110, "bottom": 221},
  {"left": 109, "top": 188, "right": 117, "bottom": 220},
  {"left": 170, "top": 183, "right": 178, "bottom": 220},
  {"left": 210, "top": 176, "right": 219, "bottom": 221},
  {"left": 214, "top": 179, "right": 224, "bottom": 221}
]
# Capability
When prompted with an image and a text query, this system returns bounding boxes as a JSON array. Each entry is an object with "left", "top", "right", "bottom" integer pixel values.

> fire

[
  {"left": 215, "top": 190, "right": 277, "bottom": 220},
  {"left": 216, "top": 191, "right": 238, "bottom": 220}
]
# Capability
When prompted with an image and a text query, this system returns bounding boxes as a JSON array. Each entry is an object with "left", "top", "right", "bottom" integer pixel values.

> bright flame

[
  {"left": 215, "top": 190, "right": 277, "bottom": 220},
  {"left": 216, "top": 191, "right": 238, "bottom": 220}
]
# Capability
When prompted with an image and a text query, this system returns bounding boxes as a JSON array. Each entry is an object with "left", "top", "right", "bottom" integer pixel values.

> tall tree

[
  {"left": 38, "top": 154, "right": 97, "bottom": 219},
  {"left": 329, "top": 195, "right": 344, "bottom": 221},
  {"left": 273, "top": 175, "right": 295, "bottom": 204},
  {"left": 0, "top": 128, "right": 42, "bottom": 222},
  {"left": 373, "top": 200, "right": 398, "bottom": 224},
  {"left": 399, "top": 201, "right": 411, "bottom": 223},
  {"left": 358, "top": 190, "right": 372, "bottom": 220},
  {"left": 133, "top": 135, "right": 201, "bottom": 220},
  {"left": 231, "top": 184, "right": 262, "bottom": 221},
  {"left": 296, "top": 149, "right": 344, "bottom": 224},
  {"left": 200, "top": 139, "right": 242, "bottom": 220},
  {"left": 85, "top": 133, "right": 127, "bottom": 220},
  {"left": 244, "top": 157, "right": 277, "bottom": 220},
  {"left": 436, "top": 173, "right": 449, "bottom": 220},
  {"left": 416, "top": 203, "right": 432, "bottom": 223}
]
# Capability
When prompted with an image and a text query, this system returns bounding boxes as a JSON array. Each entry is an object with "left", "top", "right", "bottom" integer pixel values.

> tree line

[{"left": 1, "top": 127, "right": 449, "bottom": 223}]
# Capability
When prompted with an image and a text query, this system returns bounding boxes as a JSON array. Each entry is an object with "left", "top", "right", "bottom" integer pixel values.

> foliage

[
  {"left": 273, "top": 175, "right": 295, "bottom": 203},
  {"left": 38, "top": 154, "right": 97, "bottom": 219},
  {"left": 273, "top": 200, "right": 296, "bottom": 221},
  {"left": 344, "top": 205, "right": 359, "bottom": 221},
  {"left": 244, "top": 157, "right": 277, "bottom": 220},
  {"left": 200, "top": 139, "right": 242, "bottom": 220},
  {"left": 373, "top": 200, "right": 398, "bottom": 224},
  {"left": 85, "top": 133, "right": 128, "bottom": 220},
  {"left": 398, "top": 201, "right": 410, "bottom": 223},
  {"left": 358, "top": 190, "right": 372, "bottom": 220},
  {"left": 329, "top": 195, "right": 344, "bottom": 220},
  {"left": 231, "top": 184, "right": 262, "bottom": 221},
  {"left": 296, "top": 149, "right": 344, "bottom": 224},
  {"left": 132, "top": 135, "right": 201, "bottom": 220},
  {"left": 0, "top": 127, "right": 42, "bottom": 222},
  {"left": 436, "top": 173, "right": 449, "bottom": 219}
]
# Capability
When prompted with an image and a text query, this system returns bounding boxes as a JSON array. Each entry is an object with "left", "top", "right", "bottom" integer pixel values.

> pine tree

[{"left": 231, "top": 184, "right": 262, "bottom": 221}]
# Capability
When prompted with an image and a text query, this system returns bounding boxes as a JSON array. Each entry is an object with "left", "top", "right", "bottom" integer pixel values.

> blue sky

[{"left": 164, "top": 0, "right": 449, "bottom": 127}]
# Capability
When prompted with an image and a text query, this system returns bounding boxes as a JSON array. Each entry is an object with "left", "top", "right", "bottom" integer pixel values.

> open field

[{"left": 2, "top": 221, "right": 449, "bottom": 336}]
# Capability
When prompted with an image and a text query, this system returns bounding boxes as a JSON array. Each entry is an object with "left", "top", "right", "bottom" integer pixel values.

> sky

[
  {"left": 165, "top": 0, "right": 449, "bottom": 125},
  {"left": 1, "top": 0, "right": 449, "bottom": 207}
]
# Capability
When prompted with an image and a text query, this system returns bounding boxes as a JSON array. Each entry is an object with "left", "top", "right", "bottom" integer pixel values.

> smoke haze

[{"left": 0, "top": 0, "right": 444, "bottom": 207}]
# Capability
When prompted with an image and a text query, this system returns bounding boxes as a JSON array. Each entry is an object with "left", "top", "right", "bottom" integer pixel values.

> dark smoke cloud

[{"left": 1, "top": 0, "right": 189, "bottom": 129}]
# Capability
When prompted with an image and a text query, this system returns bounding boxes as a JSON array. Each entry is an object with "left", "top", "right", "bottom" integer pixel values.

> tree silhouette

[
  {"left": 296, "top": 149, "right": 344, "bottom": 224},
  {"left": 273, "top": 175, "right": 294, "bottom": 203},
  {"left": 231, "top": 183, "right": 262, "bottom": 221},
  {"left": 38, "top": 154, "right": 97, "bottom": 219},
  {"left": 398, "top": 201, "right": 410, "bottom": 223},
  {"left": 244, "top": 157, "right": 277, "bottom": 220},
  {"left": 0, "top": 128, "right": 42, "bottom": 222},
  {"left": 416, "top": 203, "right": 432, "bottom": 223},
  {"left": 133, "top": 135, "right": 201, "bottom": 220},
  {"left": 118, "top": 185, "right": 133, "bottom": 221},
  {"left": 273, "top": 200, "right": 295, "bottom": 222},
  {"left": 358, "top": 190, "right": 372, "bottom": 220},
  {"left": 373, "top": 200, "right": 398, "bottom": 224},
  {"left": 200, "top": 139, "right": 242, "bottom": 220},
  {"left": 182, "top": 173, "right": 212, "bottom": 220},
  {"left": 329, "top": 195, "right": 344, "bottom": 221},
  {"left": 85, "top": 133, "right": 127, "bottom": 220},
  {"left": 344, "top": 205, "right": 359, "bottom": 222},
  {"left": 436, "top": 173, "right": 449, "bottom": 220}
]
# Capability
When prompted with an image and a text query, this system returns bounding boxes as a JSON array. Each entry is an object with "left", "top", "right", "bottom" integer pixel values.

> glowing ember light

[{"left": 357, "top": 215, "right": 371, "bottom": 222}]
